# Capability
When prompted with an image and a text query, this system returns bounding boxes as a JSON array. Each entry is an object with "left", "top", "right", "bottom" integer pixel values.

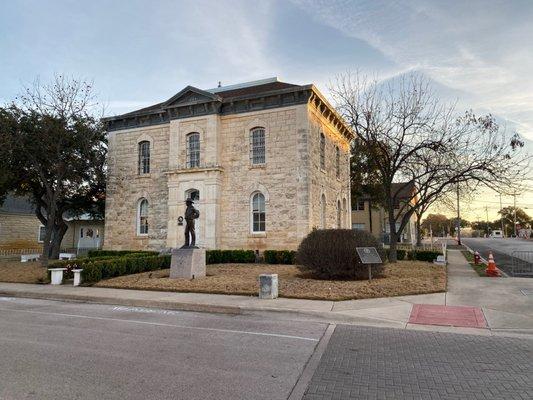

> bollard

[
  {"left": 474, "top": 251, "right": 480, "bottom": 265},
  {"left": 259, "top": 274, "right": 278, "bottom": 299},
  {"left": 72, "top": 269, "right": 83, "bottom": 286}
]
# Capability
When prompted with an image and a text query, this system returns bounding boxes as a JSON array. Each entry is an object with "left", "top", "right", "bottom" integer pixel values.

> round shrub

[{"left": 296, "top": 229, "right": 386, "bottom": 280}]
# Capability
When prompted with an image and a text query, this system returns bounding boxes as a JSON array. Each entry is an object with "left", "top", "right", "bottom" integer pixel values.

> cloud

[{"left": 290, "top": 0, "right": 533, "bottom": 139}]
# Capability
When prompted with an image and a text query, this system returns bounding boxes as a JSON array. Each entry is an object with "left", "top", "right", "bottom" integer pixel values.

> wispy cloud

[{"left": 291, "top": 0, "right": 533, "bottom": 138}]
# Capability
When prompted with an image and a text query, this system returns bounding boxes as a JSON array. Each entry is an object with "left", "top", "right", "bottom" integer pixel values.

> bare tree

[{"left": 330, "top": 72, "right": 528, "bottom": 261}]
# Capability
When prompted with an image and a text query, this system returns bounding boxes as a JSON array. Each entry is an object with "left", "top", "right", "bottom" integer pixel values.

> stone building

[
  {"left": 103, "top": 78, "right": 353, "bottom": 251},
  {"left": 351, "top": 182, "right": 418, "bottom": 244},
  {"left": 0, "top": 195, "right": 104, "bottom": 252}
]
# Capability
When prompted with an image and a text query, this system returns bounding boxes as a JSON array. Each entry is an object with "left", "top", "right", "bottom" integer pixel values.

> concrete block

[
  {"left": 72, "top": 269, "right": 83, "bottom": 286},
  {"left": 170, "top": 248, "right": 206, "bottom": 279},
  {"left": 48, "top": 268, "right": 67, "bottom": 285},
  {"left": 259, "top": 274, "right": 278, "bottom": 299}
]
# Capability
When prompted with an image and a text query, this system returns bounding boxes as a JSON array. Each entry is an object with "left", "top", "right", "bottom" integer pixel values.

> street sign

[{"left": 356, "top": 247, "right": 383, "bottom": 264}]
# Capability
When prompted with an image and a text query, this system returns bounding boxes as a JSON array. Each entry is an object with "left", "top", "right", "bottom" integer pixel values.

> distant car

[{"left": 490, "top": 230, "right": 504, "bottom": 238}]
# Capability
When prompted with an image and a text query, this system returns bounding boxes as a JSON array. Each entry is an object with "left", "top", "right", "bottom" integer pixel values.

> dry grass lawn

[
  {"left": 0, "top": 259, "right": 48, "bottom": 284},
  {"left": 96, "top": 261, "right": 446, "bottom": 301}
]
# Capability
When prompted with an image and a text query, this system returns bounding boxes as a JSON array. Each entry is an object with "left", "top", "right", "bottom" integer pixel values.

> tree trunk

[
  {"left": 388, "top": 209, "right": 398, "bottom": 262},
  {"left": 50, "top": 220, "right": 68, "bottom": 260},
  {"left": 40, "top": 219, "right": 54, "bottom": 267},
  {"left": 415, "top": 216, "right": 422, "bottom": 247}
]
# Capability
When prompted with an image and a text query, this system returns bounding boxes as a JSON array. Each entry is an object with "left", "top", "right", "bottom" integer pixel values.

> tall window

[
  {"left": 343, "top": 198, "right": 347, "bottom": 227},
  {"left": 186, "top": 133, "right": 200, "bottom": 168},
  {"left": 138, "top": 141, "right": 150, "bottom": 174},
  {"left": 337, "top": 200, "right": 342, "bottom": 228},
  {"left": 355, "top": 199, "right": 365, "bottom": 211},
  {"left": 320, "top": 194, "right": 326, "bottom": 229},
  {"left": 335, "top": 146, "right": 340, "bottom": 178},
  {"left": 319, "top": 133, "right": 325, "bottom": 170},
  {"left": 250, "top": 127, "right": 266, "bottom": 165},
  {"left": 251, "top": 192, "right": 266, "bottom": 233},
  {"left": 38, "top": 226, "right": 46, "bottom": 243},
  {"left": 138, "top": 199, "right": 149, "bottom": 235}
]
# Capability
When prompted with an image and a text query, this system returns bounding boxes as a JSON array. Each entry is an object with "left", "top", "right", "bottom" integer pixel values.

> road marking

[
  {"left": 111, "top": 305, "right": 183, "bottom": 316},
  {"left": 0, "top": 307, "right": 319, "bottom": 342}
]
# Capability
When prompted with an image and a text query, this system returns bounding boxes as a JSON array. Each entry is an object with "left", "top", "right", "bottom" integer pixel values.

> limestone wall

[
  {"left": 307, "top": 104, "right": 351, "bottom": 231},
  {"left": 218, "top": 105, "right": 310, "bottom": 250},
  {"left": 104, "top": 124, "right": 170, "bottom": 250},
  {"left": 103, "top": 102, "right": 352, "bottom": 252}
]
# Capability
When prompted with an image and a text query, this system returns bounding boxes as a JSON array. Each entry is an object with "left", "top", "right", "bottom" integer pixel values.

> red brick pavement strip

[{"left": 409, "top": 304, "right": 488, "bottom": 328}]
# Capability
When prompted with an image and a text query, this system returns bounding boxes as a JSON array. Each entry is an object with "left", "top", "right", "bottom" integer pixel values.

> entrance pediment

[{"left": 164, "top": 86, "right": 222, "bottom": 108}]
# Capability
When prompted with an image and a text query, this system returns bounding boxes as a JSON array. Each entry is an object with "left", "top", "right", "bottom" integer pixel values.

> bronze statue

[{"left": 182, "top": 198, "right": 200, "bottom": 248}]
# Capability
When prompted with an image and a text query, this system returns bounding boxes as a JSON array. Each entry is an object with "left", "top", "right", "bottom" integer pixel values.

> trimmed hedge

[
  {"left": 386, "top": 249, "right": 442, "bottom": 262},
  {"left": 409, "top": 250, "right": 442, "bottom": 262},
  {"left": 206, "top": 250, "right": 256, "bottom": 264},
  {"left": 263, "top": 250, "right": 296, "bottom": 264},
  {"left": 87, "top": 250, "right": 158, "bottom": 258},
  {"left": 392, "top": 249, "right": 407, "bottom": 261},
  {"left": 81, "top": 255, "right": 171, "bottom": 283}
]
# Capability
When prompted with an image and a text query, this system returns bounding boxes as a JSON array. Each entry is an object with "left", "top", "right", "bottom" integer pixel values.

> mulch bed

[{"left": 96, "top": 261, "right": 447, "bottom": 301}]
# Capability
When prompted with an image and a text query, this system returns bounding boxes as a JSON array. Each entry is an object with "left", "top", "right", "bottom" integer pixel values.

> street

[
  {"left": 462, "top": 238, "right": 533, "bottom": 276},
  {"left": 0, "top": 297, "right": 325, "bottom": 400},
  {"left": 1, "top": 296, "right": 533, "bottom": 400}
]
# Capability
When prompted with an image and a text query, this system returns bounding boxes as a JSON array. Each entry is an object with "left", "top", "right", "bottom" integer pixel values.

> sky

[{"left": 1, "top": 0, "right": 533, "bottom": 220}]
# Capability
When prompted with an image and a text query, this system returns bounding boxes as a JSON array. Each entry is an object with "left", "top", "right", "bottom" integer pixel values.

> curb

[{"left": 0, "top": 289, "right": 242, "bottom": 315}]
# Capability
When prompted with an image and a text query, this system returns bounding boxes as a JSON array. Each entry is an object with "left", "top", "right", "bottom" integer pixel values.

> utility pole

[
  {"left": 485, "top": 206, "right": 490, "bottom": 237},
  {"left": 513, "top": 192, "right": 518, "bottom": 237},
  {"left": 456, "top": 185, "right": 461, "bottom": 245},
  {"left": 498, "top": 193, "right": 504, "bottom": 234}
]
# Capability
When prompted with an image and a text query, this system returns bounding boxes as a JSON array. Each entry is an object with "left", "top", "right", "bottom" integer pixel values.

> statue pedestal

[{"left": 170, "top": 248, "right": 206, "bottom": 279}]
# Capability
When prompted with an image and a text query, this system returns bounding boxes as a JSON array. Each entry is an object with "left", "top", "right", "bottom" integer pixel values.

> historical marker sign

[{"left": 356, "top": 247, "right": 383, "bottom": 264}]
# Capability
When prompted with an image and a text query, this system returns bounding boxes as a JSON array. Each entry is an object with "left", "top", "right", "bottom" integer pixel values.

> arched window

[
  {"left": 138, "top": 199, "right": 149, "bottom": 235},
  {"left": 251, "top": 192, "right": 266, "bottom": 233},
  {"left": 320, "top": 194, "right": 326, "bottom": 229},
  {"left": 337, "top": 200, "right": 342, "bottom": 228},
  {"left": 319, "top": 133, "right": 326, "bottom": 170},
  {"left": 138, "top": 141, "right": 150, "bottom": 174},
  {"left": 335, "top": 146, "right": 340, "bottom": 178},
  {"left": 250, "top": 127, "right": 266, "bottom": 165},
  {"left": 186, "top": 133, "right": 200, "bottom": 168},
  {"left": 342, "top": 198, "right": 347, "bottom": 227}
]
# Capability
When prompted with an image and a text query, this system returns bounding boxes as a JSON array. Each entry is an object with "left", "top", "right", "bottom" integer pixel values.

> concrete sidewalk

[{"left": 0, "top": 249, "right": 531, "bottom": 338}]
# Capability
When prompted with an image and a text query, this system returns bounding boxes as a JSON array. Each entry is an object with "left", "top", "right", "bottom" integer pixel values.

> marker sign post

[{"left": 356, "top": 247, "right": 383, "bottom": 281}]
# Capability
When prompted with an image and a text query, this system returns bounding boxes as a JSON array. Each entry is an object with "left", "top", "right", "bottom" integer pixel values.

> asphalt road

[
  {"left": 0, "top": 297, "right": 326, "bottom": 400},
  {"left": 462, "top": 238, "right": 533, "bottom": 276}
]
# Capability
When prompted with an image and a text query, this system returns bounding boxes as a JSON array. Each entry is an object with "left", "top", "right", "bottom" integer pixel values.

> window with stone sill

[
  {"left": 186, "top": 132, "right": 200, "bottom": 168},
  {"left": 251, "top": 192, "right": 266, "bottom": 233},
  {"left": 138, "top": 141, "right": 150, "bottom": 174},
  {"left": 319, "top": 132, "right": 326, "bottom": 170},
  {"left": 250, "top": 127, "right": 266, "bottom": 165},
  {"left": 320, "top": 193, "right": 326, "bottom": 229},
  {"left": 335, "top": 146, "right": 340, "bottom": 178},
  {"left": 138, "top": 198, "right": 149, "bottom": 235}
]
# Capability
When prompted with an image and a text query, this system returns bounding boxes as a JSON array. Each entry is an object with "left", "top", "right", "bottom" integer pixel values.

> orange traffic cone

[{"left": 486, "top": 252, "right": 501, "bottom": 277}]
